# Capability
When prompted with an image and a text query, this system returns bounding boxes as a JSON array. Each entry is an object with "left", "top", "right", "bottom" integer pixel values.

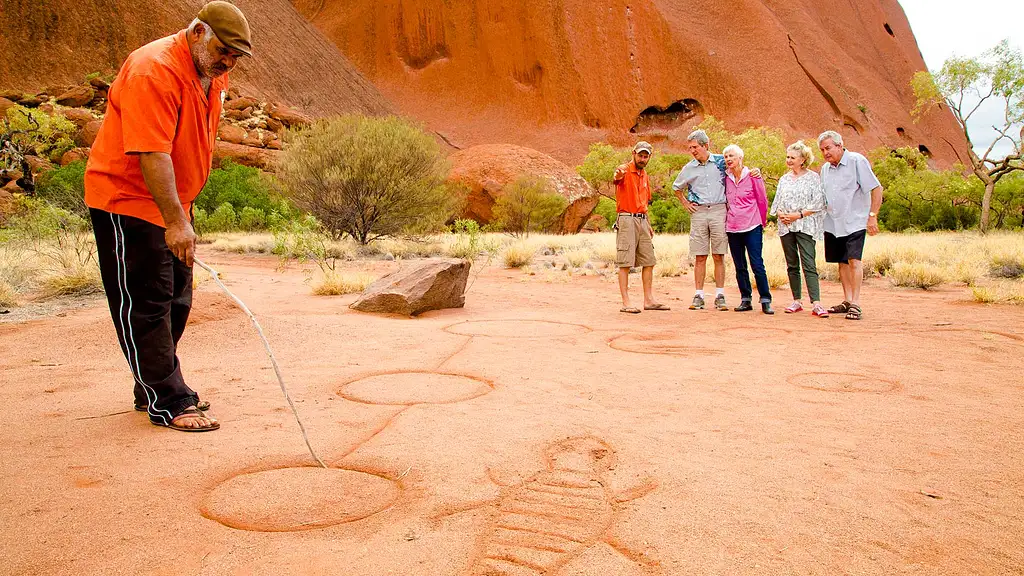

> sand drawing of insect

[{"left": 434, "top": 436, "right": 662, "bottom": 575}]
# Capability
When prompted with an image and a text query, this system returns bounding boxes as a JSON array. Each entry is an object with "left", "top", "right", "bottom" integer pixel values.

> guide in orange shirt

[
  {"left": 85, "top": 2, "right": 252, "bottom": 432},
  {"left": 611, "top": 142, "right": 670, "bottom": 314}
]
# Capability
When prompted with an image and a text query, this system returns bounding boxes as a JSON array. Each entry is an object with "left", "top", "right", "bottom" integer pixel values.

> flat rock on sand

[{"left": 352, "top": 258, "right": 470, "bottom": 316}]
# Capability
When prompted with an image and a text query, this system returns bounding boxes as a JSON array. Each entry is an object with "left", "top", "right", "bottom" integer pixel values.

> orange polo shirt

[
  {"left": 613, "top": 162, "right": 651, "bottom": 214},
  {"left": 85, "top": 30, "right": 227, "bottom": 227}
]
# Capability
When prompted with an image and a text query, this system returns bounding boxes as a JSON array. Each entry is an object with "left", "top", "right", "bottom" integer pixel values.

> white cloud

[{"left": 900, "top": 0, "right": 1023, "bottom": 159}]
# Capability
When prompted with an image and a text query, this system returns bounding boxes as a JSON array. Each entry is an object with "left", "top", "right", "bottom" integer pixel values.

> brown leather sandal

[
  {"left": 828, "top": 301, "right": 851, "bottom": 314},
  {"left": 153, "top": 406, "right": 220, "bottom": 432}
]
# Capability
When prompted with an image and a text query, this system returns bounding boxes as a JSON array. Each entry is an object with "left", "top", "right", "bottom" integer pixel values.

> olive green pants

[{"left": 780, "top": 231, "right": 820, "bottom": 302}]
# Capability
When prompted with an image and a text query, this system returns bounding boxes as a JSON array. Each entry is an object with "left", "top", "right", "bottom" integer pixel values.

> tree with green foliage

[
  {"left": 912, "top": 39, "right": 1023, "bottom": 232},
  {"left": 491, "top": 176, "right": 568, "bottom": 237},
  {"left": 3, "top": 105, "right": 76, "bottom": 161},
  {"left": 869, "top": 147, "right": 979, "bottom": 231},
  {"left": 279, "top": 115, "right": 462, "bottom": 244}
]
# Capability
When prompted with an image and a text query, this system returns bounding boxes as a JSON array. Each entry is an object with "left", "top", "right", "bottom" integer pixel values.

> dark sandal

[
  {"left": 845, "top": 304, "right": 862, "bottom": 320},
  {"left": 644, "top": 303, "right": 671, "bottom": 311},
  {"left": 828, "top": 301, "right": 851, "bottom": 314},
  {"left": 153, "top": 406, "right": 220, "bottom": 432},
  {"left": 136, "top": 399, "right": 210, "bottom": 412},
  {"left": 620, "top": 307, "right": 642, "bottom": 314}
]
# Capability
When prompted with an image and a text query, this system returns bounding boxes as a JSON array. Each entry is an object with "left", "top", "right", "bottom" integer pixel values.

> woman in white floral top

[{"left": 770, "top": 141, "right": 828, "bottom": 317}]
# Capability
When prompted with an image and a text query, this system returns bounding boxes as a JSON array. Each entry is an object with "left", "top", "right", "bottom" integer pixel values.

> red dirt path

[{"left": 2, "top": 252, "right": 1022, "bottom": 575}]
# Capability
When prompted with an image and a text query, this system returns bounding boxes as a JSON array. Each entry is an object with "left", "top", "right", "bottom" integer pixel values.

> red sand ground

[{"left": 2, "top": 252, "right": 1022, "bottom": 575}]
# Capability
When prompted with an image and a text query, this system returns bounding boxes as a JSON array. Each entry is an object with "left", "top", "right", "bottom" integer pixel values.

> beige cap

[
  {"left": 198, "top": 1, "right": 252, "bottom": 57},
  {"left": 634, "top": 141, "right": 653, "bottom": 154}
]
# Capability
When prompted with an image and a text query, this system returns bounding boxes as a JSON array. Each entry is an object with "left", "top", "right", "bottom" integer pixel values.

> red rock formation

[
  {"left": 448, "top": 144, "right": 599, "bottom": 233},
  {"left": 0, "top": 0, "right": 390, "bottom": 118},
  {"left": 301, "top": 0, "right": 967, "bottom": 166},
  {"left": 213, "top": 141, "right": 281, "bottom": 171}
]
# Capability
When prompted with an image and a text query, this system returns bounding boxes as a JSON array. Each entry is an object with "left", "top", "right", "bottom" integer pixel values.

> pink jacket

[{"left": 725, "top": 168, "right": 768, "bottom": 233}]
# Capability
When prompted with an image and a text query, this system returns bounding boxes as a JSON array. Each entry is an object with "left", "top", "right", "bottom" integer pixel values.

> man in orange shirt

[
  {"left": 612, "top": 142, "right": 669, "bottom": 314},
  {"left": 85, "top": 2, "right": 252, "bottom": 432}
]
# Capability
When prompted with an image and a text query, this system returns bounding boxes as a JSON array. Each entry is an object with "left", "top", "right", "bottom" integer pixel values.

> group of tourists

[{"left": 613, "top": 129, "right": 883, "bottom": 321}]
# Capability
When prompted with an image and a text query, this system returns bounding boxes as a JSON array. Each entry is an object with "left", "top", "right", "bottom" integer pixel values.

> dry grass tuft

[
  {"left": 888, "top": 262, "right": 947, "bottom": 290},
  {"left": 0, "top": 280, "right": 19, "bottom": 307},
  {"left": 565, "top": 249, "right": 591, "bottom": 268},
  {"left": 972, "top": 282, "right": 1024, "bottom": 305},
  {"left": 767, "top": 268, "right": 789, "bottom": 290},
  {"left": 39, "top": 266, "right": 103, "bottom": 298},
  {"left": 503, "top": 242, "right": 536, "bottom": 268},
  {"left": 655, "top": 258, "right": 683, "bottom": 278},
  {"left": 989, "top": 252, "right": 1024, "bottom": 279},
  {"left": 312, "top": 271, "right": 375, "bottom": 296}
]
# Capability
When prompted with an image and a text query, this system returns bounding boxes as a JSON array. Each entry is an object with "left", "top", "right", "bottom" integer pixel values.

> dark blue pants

[{"left": 728, "top": 226, "right": 772, "bottom": 304}]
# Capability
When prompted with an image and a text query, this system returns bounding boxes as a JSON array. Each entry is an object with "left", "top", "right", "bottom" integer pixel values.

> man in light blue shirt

[
  {"left": 818, "top": 130, "right": 883, "bottom": 321},
  {"left": 672, "top": 129, "right": 760, "bottom": 311}
]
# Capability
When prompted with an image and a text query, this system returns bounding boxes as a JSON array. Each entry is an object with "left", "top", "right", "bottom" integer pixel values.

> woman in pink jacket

[{"left": 723, "top": 144, "right": 773, "bottom": 314}]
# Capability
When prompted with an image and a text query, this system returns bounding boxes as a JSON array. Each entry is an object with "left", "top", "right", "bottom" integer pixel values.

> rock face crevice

[{"left": 787, "top": 35, "right": 864, "bottom": 135}]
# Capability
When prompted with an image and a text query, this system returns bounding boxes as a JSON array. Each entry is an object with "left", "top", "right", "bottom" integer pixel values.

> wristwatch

[{"left": 869, "top": 212, "right": 877, "bottom": 217}]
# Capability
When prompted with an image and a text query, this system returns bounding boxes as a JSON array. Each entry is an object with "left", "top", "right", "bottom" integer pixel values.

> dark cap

[{"left": 198, "top": 1, "right": 252, "bottom": 57}]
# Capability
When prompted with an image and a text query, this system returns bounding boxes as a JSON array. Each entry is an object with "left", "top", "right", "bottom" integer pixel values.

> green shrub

[
  {"left": 448, "top": 218, "right": 485, "bottom": 259},
  {"left": 35, "top": 160, "right": 88, "bottom": 219},
  {"left": 196, "top": 159, "right": 295, "bottom": 225},
  {"left": 491, "top": 176, "right": 568, "bottom": 237},
  {"left": 4, "top": 105, "right": 76, "bottom": 161},
  {"left": 649, "top": 195, "right": 690, "bottom": 233},
  {"left": 238, "top": 206, "right": 267, "bottom": 231},
  {"left": 203, "top": 203, "right": 238, "bottom": 233},
  {"left": 279, "top": 115, "right": 461, "bottom": 244},
  {"left": 5, "top": 196, "right": 89, "bottom": 240},
  {"left": 593, "top": 197, "right": 617, "bottom": 231}
]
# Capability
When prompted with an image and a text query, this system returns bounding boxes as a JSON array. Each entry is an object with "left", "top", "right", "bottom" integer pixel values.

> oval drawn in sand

[
  {"left": 789, "top": 371, "right": 901, "bottom": 394},
  {"left": 609, "top": 333, "right": 721, "bottom": 357},
  {"left": 338, "top": 371, "right": 493, "bottom": 405},
  {"left": 444, "top": 319, "right": 591, "bottom": 338},
  {"left": 202, "top": 467, "right": 399, "bottom": 532}
]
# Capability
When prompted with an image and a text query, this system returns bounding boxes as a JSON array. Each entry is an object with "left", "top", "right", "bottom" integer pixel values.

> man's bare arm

[
  {"left": 867, "top": 185, "right": 883, "bottom": 235},
  {"left": 138, "top": 152, "right": 196, "bottom": 266}
]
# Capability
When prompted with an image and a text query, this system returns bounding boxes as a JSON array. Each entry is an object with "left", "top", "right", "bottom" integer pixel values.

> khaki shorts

[
  {"left": 689, "top": 203, "right": 728, "bottom": 256},
  {"left": 615, "top": 214, "right": 656, "bottom": 268}
]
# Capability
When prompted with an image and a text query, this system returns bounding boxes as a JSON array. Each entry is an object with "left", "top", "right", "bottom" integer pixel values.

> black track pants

[{"left": 90, "top": 208, "right": 198, "bottom": 424}]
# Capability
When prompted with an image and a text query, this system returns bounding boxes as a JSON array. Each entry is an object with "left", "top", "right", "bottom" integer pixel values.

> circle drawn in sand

[
  {"left": 609, "top": 333, "right": 721, "bottom": 357},
  {"left": 338, "top": 371, "right": 493, "bottom": 405},
  {"left": 202, "top": 467, "right": 399, "bottom": 532},
  {"left": 443, "top": 320, "right": 591, "bottom": 339},
  {"left": 789, "top": 371, "right": 901, "bottom": 394},
  {"left": 913, "top": 328, "right": 1023, "bottom": 347}
]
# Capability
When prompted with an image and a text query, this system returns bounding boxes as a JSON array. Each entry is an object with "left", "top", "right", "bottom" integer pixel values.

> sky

[{"left": 899, "top": 0, "right": 1024, "bottom": 159}]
